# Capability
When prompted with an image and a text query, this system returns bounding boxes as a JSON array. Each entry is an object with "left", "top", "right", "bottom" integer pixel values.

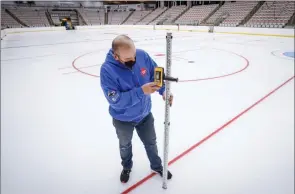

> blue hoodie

[{"left": 100, "top": 48, "right": 165, "bottom": 123}]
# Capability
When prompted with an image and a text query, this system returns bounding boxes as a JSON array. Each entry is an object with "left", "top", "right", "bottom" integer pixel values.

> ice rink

[{"left": 1, "top": 27, "right": 294, "bottom": 194}]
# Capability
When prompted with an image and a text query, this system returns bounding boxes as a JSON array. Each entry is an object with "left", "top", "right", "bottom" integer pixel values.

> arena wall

[{"left": 1, "top": 25, "right": 294, "bottom": 38}]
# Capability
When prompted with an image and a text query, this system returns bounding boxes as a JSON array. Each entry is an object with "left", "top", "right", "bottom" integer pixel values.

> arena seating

[
  {"left": 149, "top": 5, "right": 187, "bottom": 25},
  {"left": 7, "top": 7, "right": 50, "bottom": 27},
  {"left": 123, "top": 10, "right": 152, "bottom": 25},
  {"left": 219, "top": 1, "right": 258, "bottom": 27},
  {"left": 137, "top": 7, "right": 167, "bottom": 25},
  {"left": 207, "top": 1, "right": 258, "bottom": 26},
  {"left": 108, "top": 11, "right": 131, "bottom": 25},
  {"left": 1, "top": 8, "right": 22, "bottom": 29},
  {"left": 245, "top": 1, "right": 295, "bottom": 28},
  {"left": 175, "top": 4, "right": 218, "bottom": 25},
  {"left": 77, "top": 8, "right": 104, "bottom": 25},
  {"left": 1, "top": 1, "right": 294, "bottom": 29}
]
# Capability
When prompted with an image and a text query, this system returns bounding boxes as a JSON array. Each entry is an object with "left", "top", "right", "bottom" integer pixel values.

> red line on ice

[
  {"left": 71, "top": 48, "right": 249, "bottom": 81},
  {"left": 121, "top": 75, "right": 294, "bottom": 194}
]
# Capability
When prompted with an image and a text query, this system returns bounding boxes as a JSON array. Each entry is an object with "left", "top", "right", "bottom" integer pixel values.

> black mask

[
  {"left": 124, "top": 60, "right": 136, "bottom": 68},
  {"left": 123, "top": 57, "right": 136, "bottom": 68}
]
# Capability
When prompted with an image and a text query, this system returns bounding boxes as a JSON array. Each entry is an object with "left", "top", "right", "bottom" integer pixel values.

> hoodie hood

[{"left": 105, "top": 49, "right": 129, "bottom": 69}]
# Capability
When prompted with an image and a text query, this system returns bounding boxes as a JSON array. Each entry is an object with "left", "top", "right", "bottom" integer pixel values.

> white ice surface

[{"left": 1, "top": 28, "right": 294, "bottom": 194}]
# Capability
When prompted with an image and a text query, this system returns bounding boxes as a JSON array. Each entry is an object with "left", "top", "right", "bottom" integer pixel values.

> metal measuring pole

[{"left": 162, "top": 32, "right": 173, "bottom": 190}]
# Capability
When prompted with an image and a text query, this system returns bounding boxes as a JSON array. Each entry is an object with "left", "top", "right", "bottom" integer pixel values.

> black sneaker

[
  {"left": 120, "top": 169, "right": 131, "bottom": 183},
  {"left": 153, "top": 169, "right": 172, "bottom": 180}
]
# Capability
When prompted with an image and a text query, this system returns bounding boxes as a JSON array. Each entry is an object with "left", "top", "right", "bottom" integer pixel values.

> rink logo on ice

[
  {"left": 108, "top": 90, "right": 119, "bottom": 102},
  {"left": 140, "top": 68, "right": 147, "bottom": 76}
]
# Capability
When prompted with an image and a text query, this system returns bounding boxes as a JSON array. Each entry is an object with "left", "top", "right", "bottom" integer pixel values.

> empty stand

[
  {"left": 1, "top": 1, "right": 294, "bottom": 29},
  {"left": 8, "top": 7, "right": 50, "bottom": 27},
  {"left": 219, "top": 2, "right": 258, "bottom": 27},
  {"left": 137, "top": 7, "right": 167, "bottom": 25},
  {"left": 149, "top": 5, "right": 187, "bottom": 25},
  {"left": 108, "top": 11, "right": 131, "bottom": 25},
  {"left": 207, "top": 2, "right": 258, "bottom": 26},
  {"left": 245, "top": 1, "right": 295, "bottom": 28},
  {"left": 123, "top": 10, "right": 151, "bottom": 25},
  {"left": 1, "top": 8, "right": 22, "bottom": 29},
  {"left": 77, "top": 8, "right": 104, "bottom": 25},
  {"left": 175, "top": 4, "right": 218, "bottom": 25}
]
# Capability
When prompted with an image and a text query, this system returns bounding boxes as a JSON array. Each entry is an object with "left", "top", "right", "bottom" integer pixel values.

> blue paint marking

[{"left": 283, "top": 52, "right": 295, "bottom": 58}]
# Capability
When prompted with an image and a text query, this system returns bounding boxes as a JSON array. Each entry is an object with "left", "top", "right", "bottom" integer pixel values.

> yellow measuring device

[
  {"left": 154, "top": 67, "right": 164, "bottom": 87},
  {"left": 154, "top": 67, "right": 178, "bottom": 87}
]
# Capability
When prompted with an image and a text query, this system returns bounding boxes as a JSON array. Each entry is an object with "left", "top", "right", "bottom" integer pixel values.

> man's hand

[
  {"left": 142, "top": 82, "right": 161, "bottom": 95},
  {"left": 162, "top": 93, "right": 173, "bottom": 107}
]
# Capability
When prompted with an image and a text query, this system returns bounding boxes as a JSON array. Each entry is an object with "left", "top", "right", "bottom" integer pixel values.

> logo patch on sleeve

[
  {"left": 141, "top": 68, "right": 147, "bottom": 76},
  {"left": 108, "top": 90, "right": 119, "bottom": 102}
]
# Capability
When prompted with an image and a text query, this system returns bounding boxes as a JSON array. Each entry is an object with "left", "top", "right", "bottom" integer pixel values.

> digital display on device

[{"left": 154, "top": 67, "right": 164, "bottom": 87}]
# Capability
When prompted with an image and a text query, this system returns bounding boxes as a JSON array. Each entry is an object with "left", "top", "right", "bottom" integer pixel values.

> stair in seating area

[
  {"left": 239, "top": 1, "right": 265, "bottom": 26},
  {"left": 5, "top": 8, "right": 28, "bottom": 27},
  {"left": 201, "top": 2, "right": 222, "bottom": 24},
  {"left": 122, "top": 11, "right": 134, "bottom": 24},
  {"left": 172, "top": 6, "right": 190, "bottom": 24}
]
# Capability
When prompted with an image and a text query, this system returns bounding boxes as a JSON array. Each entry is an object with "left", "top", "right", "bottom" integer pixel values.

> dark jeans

[{"left": 112, "top": 113, "right": 163, "bottom": 171}]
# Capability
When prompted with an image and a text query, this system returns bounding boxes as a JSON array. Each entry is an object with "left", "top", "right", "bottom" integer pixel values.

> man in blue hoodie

[{"left": 100, "top": 35, "right": 173, "bottom": 183}]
